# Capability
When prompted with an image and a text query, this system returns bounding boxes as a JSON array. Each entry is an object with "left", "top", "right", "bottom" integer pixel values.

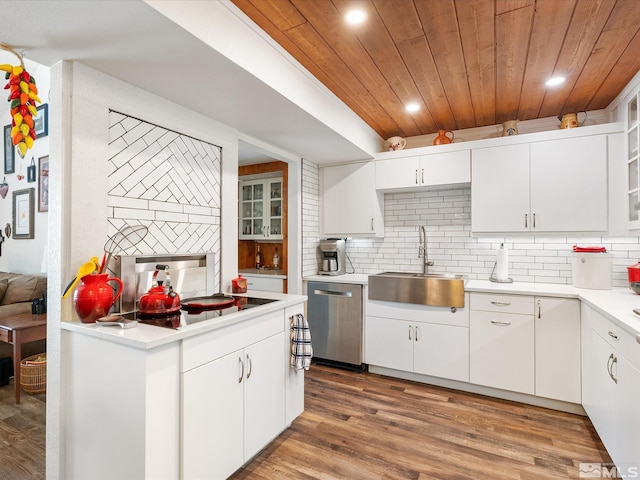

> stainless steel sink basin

[{"left": 368, "top": 271, "right": 465, "bottom": 308}]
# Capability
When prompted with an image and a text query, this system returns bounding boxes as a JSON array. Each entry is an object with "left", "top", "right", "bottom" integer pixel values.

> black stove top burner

[{"left": 130, "top": 296, "right": 278, "bottom": 329}]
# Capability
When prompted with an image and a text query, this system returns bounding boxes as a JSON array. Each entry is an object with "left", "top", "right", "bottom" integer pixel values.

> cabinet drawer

[
  {"left": 244, "top": 275, "right": 284, "bottom": 293},
  {"left": 470, "top": 292, "right": 534, "bottom": 315},
  {"left": 182, "top": 310, "right": 283, "bottom": 372},
  {"left": 591, "top": 308, "right": 640, "bottom": 371}
]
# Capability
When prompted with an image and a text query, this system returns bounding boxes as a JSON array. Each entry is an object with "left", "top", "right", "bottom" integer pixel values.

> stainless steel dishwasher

[{"left": 306, "top": 281, "right": 363, "bottom": 369}]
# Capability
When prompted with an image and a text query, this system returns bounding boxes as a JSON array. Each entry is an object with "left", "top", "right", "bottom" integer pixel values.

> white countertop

[
  {"left": 303, "top": 273, "right": 640, "bottom": 337},
  {"left": 466, "top": 279, "right": 640, "bottom": 338},
  {"left": 303, "top": 273, "right": 370, "bottom": 284},
  {"left": 239, "top": 269, "right": 287, "bottom": 279},
  {"left": 61, "top": 292, "right": 307, "bottom": 350}
]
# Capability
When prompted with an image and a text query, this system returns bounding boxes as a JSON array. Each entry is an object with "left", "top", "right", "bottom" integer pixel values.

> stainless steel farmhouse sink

[{"left": 368, "top": 271, "right": 466, "bottom": 308}]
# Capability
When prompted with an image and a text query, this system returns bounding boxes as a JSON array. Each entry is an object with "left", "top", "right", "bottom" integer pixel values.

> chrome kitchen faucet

[{"left": 418, "top": 225, "right": 434, "bottom": 274}]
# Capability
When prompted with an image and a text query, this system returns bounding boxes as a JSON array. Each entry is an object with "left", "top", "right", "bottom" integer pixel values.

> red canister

[{"left": 628, "top": 261, "right": 640, "bottom": 283}]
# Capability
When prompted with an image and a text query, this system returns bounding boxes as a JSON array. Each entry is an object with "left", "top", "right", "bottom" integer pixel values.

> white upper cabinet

[
  {"left": 627, "top": 93, "right": 640, "bottom": 229},
  {"left": 471, "top": 143, "right": 530, "bottom": 232},
  {"left": 239, "top": 177, "right": 283, "bottom": 240},
  {"left": 375, "top": 150, "right": 470, "bottom": 191},
  {"left": 321, "top": 161, "right": 384, "bottom": 237},
  {"left": 472, "top": 134, "right": 608, "bottom": 233}
]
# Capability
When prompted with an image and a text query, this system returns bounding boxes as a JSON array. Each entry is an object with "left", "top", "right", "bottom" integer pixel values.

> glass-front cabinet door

[
  {"left": 628, "top": 94, "right": 640, "bottom": 227},
  {"left": 239, "top": 177, "right": 283, "bottom": 240}
]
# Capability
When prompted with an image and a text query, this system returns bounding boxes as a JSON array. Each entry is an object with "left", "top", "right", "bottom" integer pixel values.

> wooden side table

[{"left": 0, "top": 312, "right": 47, "bottom": 404}]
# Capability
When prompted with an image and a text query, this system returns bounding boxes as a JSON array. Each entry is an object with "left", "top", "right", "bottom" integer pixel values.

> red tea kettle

[{"left": 139, "top": 265, "right": 181, "bottom": 314}]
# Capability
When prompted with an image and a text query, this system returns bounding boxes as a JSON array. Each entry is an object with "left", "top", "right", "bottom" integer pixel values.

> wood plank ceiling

[{"left": 231, "top": 0, "right": 640, "bottom": 140}]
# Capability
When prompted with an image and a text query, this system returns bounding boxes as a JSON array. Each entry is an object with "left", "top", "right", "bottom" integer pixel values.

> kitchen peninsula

[{"left": 60, "top": 292, "right": 306, "bottom": 480}]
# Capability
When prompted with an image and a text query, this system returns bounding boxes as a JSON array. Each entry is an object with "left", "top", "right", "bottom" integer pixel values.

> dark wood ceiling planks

[{"left": 232, "top": 0, "right": 640, "bottom": 140}]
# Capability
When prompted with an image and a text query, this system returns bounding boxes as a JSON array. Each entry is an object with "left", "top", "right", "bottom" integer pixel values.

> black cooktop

[{"left": 127, "top": 296, "right": 278, "bottom": 329}]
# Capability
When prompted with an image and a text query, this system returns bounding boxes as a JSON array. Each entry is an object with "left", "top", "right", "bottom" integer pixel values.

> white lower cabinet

[
  {"left": 534, "top": 297, "right": 581, "bottom": 403},
  {"left": 182, "top": 311, "right": 286, "bottom": 480},
  {"left": 365, "top": 298, "right": 469, "bottom": 382},
  {"left": 244, "top": 274, "right": 284, "bottom": 293},
  {"left": 470, "top": 293, "right": 580, "bottom": 401},
  {"left": 470, "top": 309, "right": 535, "bottom": 394},
  {"left": 582, "top": 304, "right": 640, "bottom": 475}
]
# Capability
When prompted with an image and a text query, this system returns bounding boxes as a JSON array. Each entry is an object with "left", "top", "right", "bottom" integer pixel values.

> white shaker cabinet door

[
  {"left": 375, "top": 156, "right": 420, "bottom": 190},
  {"left": 614, "top": 352, "right": 640, "bottom": 472},
  {"left": 534, "top": 297, "right": 581, "bottom": 403},
  {"left": 244, "top": 332, "right": 286, "bottom": 460},
  {"left": 413, "top": 323, "right": 469, "bottom": 382},
  {"left": 322, "top": 161, "right": 384, "bottom": 236},
  {"left": 470, "top": 310, "right": 535, "bottom": 394},
  {"left": 471, "top": 143, "right": 530, "bottom": 233},
  {"left": 365, "top": 316, "right": 413, "bottom": 371},
  {"left": 530, "top": 135, "right": 607, "bottom": 232},
  {"left": 182, "top": 350, "right": 244, "bottom": 480}
]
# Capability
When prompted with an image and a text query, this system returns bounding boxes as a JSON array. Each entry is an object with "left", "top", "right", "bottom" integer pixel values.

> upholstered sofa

[{"left": 0, "top": 272, "right": 47, "bottom": 317}]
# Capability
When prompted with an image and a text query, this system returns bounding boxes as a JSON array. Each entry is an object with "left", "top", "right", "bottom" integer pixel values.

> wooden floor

[
  {"left": 0, "top": 378, "right": 46, "bottom": 480},
  {"left": 0, "top": 365, "right": 614, "bottom": 480},
  {"left": 233, "top": 364, "right": 614, "bottom": 480}
]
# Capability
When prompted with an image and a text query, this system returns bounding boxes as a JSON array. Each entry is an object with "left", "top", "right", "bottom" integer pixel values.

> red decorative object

[
  {"left": 73, "top": 274, "right": 124, "bottom": 323},
  {"left": 0, "top": 43, "right": 41, "bottom": 158}
]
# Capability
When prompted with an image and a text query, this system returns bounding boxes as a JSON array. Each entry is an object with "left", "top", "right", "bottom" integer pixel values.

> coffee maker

[{"left": 318, "top": 238, "right": 346, "bottom": 276}]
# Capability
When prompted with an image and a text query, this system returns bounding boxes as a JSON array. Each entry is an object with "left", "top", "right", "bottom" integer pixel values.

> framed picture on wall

[
  {"left": 4, "top": 124, "right": 15, "bottom": 174},
  {"left": 38, "top": 156, "right": 49, "bottom": 212},
  {"left": 13, "top": 188, "right": 34, "bottom": 239},
  {"left": 34, "top": 104, "right": 48, "bottom": 138}
]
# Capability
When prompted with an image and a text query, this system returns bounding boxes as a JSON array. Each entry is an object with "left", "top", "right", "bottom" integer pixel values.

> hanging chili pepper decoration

[{"left": 0, "top": 44, "right": 41, "bottom": 159}]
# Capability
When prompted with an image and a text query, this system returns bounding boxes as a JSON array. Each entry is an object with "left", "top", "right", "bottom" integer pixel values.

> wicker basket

[{"left": 20, "top": 353, "right": 46, "bottom": 394}]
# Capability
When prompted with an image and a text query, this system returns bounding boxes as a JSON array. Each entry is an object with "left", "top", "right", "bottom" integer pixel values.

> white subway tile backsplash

[{"left": 300, "top": 171, "right": 640, "bottom": 287}]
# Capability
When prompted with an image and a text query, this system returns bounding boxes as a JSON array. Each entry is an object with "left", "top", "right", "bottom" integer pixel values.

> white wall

[
  {"left": 0, "top": 58, "right": 50, "bottom": 274},
  {"left": 48, "top": 61, "right": 239, "bottom": 479}
]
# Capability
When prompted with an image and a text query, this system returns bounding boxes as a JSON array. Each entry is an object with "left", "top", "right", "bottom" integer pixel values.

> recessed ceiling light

[
  {"left": 345, "top": 9, "right": 366, "bottom": 25},
  {"left": 545, "top": 76, "right": 566, "bottom": 87},
  {"left": 405, "top": 103, "right": 420, "bottom": 113}
]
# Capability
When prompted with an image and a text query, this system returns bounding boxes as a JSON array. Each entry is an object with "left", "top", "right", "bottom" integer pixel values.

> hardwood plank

[
  {"left": 0, "top": 379, "right": 45, "bottom": 480},
  {"left": 539, "top": 0, "right": 616, "bottom": 118},
  {"left": 457, "top": 0, "right": 497, "bottom": 127},
  {"left": 415, "top": 0, "right": 476, "bottom": 131},
  {"left": 495, "top": 4, "right": 535, "bottom": 123},
  {"left": 232, "top": 364, "right": 615, "bottom": 480},
  {"left": 565, "top": 0, "right": 640, "bottom": 112},
  {"left": 291, "top": 0, "right": 422, "bottom": 139},
  {"left": 518, "top": 0, "right": 576, "bottom": 120}
]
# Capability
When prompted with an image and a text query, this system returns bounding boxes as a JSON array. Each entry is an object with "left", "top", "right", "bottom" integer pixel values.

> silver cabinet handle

[
  {"left": 415, "top": 325, "right": 421, "bottom": 341},
  {"left": 637, "top": 333, "right": 640, "bottom": 344},
  {"left": 421, "top": 168, "right": 425, "bottom": 184},
  {"left": 537, "top": 299, "right": 541, "bottom": 319},
  {"left": 408, "top": 325, "right": 412, "bottom": 341},
  {"left": 533, "top": 212, "right": 536, "bottom": 228},
  {"left": 415, "top": 169, "right": 419, "bottom": 185},
  {"left": 313, "top": 289, "right": 352, "bottom": 297},
  {"left": 491, "top": 320, "right": 511, "bottom": 326},
  {"left": 608, "top": 330, "right": 619, "bottom": 341},
  {"left": 490, "top": 301, "right": 511, "bottom": 306},
  {"left": 371, "top": 218, "right": 374, "bottom": 231},
  {"left": 607, "top": 353, "right": 618, "bottom": 384},
  {"left": 246, "top": 353, "right": 252, "bottom": 379},
  {"left": 238, "top": 356, "right": 244, "bottom": 383},
  {"left": 525, "top": 212, "right": 528, "bottom": 228}
]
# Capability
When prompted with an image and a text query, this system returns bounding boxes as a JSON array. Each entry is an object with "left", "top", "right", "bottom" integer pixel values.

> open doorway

[{"left": 238, "top": 140, "right": 301, "bottom": 294}]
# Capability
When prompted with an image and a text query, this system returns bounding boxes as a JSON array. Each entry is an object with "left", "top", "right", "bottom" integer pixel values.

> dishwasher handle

[{"left": 313, "top": 289, "right": 353, "bottom": 297}]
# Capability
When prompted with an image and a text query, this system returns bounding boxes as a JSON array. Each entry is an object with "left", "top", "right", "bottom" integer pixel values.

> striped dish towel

[{"left": 290, "top": 313, "right": 313, "bottom": 371}]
